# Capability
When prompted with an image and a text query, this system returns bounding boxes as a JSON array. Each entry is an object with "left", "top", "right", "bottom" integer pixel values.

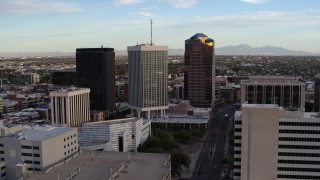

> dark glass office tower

[
  {"left": 184, "top": 33, "right": 215, "bottom": 107},
  {"left": 76, "top": 48, "right": 115, "bottom": 115}
]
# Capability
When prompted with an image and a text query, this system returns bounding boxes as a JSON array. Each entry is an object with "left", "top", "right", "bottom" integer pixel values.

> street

[{"left": 190, "top": 104, "right": 237, "bottom": 180}]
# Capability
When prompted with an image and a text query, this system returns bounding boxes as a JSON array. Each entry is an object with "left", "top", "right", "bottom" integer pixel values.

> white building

[
  {"left": 78, "top": 117, "right": 151, "bottom": 152},
  {"left": 50, "top": 87, "right": 90, "bottom": 127},
  {"left": 234, "top": 104, "right": 320, "bottom": 180},
  {"left": 128, "top": 45, "right": 168, "bottom": 119},
  {"left": 0, "top": 123, "right": 78, "bottom": 179}
]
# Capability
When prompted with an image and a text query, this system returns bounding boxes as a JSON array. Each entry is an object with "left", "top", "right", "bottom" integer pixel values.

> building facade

[
  {"left": 0, "top": 97, "right": 2, "bottom": 117},
  {"left": 184, "top": 33, "right": 215, "bottom": 108},
  {"left": 16, "top": 73, "right": 40, "bottom": 85},
  {"left": 78, "top": 117, "right": 151, "bottom": 152},
  {"left": 50, "top": 88, "right": 90, "bottom": 127},
  {"left": 0, "top": 124, "right": 78, "bottom": 179},
  {"left": 314, "top": 74, "right": 320, "bottom": 112},
  {"left": 76, "top": 48, "right": 116, "bottom": 115},
  {"left": 234, "top": 104, "right": 320, "bottom": 180},
  {"left": 51, "top": 68, "right": 76, "bottom": 86},
  {"left": 127, "top": 45, "right": 168, "bottom": 119},
  {"left": 240, "top": 76, "right": 306, "bottom": 110}
]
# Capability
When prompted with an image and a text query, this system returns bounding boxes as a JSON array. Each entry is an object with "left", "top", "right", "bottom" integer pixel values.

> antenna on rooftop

[{"left": 150, "top": 19, "right": 153, "bottom": 46}]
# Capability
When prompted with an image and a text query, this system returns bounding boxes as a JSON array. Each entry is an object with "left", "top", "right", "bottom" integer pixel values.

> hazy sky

[{"left": 1, "top": 0, "right": 320, "bottom": 52}]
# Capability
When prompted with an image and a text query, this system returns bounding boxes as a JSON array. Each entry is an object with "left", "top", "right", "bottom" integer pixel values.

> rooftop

[
  {"left": 5, "top": 125, "right": 75, "bottom": 141},
  {"left": 27, "top": 151, "right": 170, "bottom": 180},
  {"left": 241, "top": 76, "right": 305, "bottom": 85}
]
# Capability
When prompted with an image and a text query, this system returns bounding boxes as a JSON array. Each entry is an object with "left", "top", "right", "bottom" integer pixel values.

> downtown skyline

[{"left": 0, "top": 0, "right": 320, "bottom": 53}]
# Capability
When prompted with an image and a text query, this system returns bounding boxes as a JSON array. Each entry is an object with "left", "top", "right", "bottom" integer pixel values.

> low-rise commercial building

[
  {"left": 0, "top": 122, "right": 78, "bottom": 179},
  {"left": 78, "top": 117, "right": 151, "bottom": 152}
]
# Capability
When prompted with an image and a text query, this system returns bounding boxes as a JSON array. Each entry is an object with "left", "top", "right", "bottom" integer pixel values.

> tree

[
  {"left": 174, "top": 129, "right": 192, "bottom": 144},
  {"left": 191, "top": 128, "right": 203, "bottom": 139},
  {"left": 171, "top": 150, "right": 190, "bottom": 176}
]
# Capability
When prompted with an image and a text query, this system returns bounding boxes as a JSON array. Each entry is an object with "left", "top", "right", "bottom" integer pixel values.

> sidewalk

[{"left": 179, "top": 134, "right": 207, "bottom": 178}]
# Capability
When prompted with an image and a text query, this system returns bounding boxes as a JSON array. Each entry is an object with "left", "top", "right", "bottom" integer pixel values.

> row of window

[
  {"left": 21, "top": 145, "right": 40, "bottom": 150},
  {"left": 234, "top": 150, "right": 241, "bottom": 154},
  {"left": 0, "top": 166, "right": 5, "bottom": 170},
  {"left": 234, "top": 128, "right": 242, "bottom": 132},
  {"left": 64, "top": 147, "right": 77, "bottom": 155},
  {"left": 22, "top": 153, "right": 40, "bottom": 157},
  {"left": 24, "top": 160, "right": 40, "bottom": 165},
  {"left": 280, "top": 122, "right": 320, "bottom": 127},
  {"left": 234, "top": 158, "right": 241, "bottom": 162},
  {"left": 279, "top": 137, "right": 320, "bottom": 142},
  {"left": 64, "top": 141, "right": 76, "bottom": 148},
  {"left": 234, "top": 165, "right": 241, "bottom": 169},
  {"left": 234, "top": 172, "right": 241, "bottom": 176},
  {"left": 64, "top": 134, "right": 77, "bottom": 142},
  {"left": 234, "top": 143, "right": 242, "bottom": 147},
  {"left": 27, "top": 168, "right": 41, "bottom": 171},
  {"left": 278, "top": 152, "right": 320, "bottom": 157},
  {"left": 278, "top": 167, "right": 320, "bottom": 172},
  {"left": 279, "top": 144, "right": 320, "bottom": 150},
  {"left": 277, "top": 174, "right": 320, "bottom": 179},
  {"left": 278, "top": 160, "right": 320, "bottom": 165},
  {"left": 234, "top": 136, "right": 242, "bottom": 140},
  {"left": 279, "top": 129, "right": 320, "bottom": 134},
  {"left": 234, "top": 121, "right": 242, "bottom": 125}
]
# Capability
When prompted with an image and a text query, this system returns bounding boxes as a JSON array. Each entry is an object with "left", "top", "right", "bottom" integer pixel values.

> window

[
  {"left": 64, "top": 138, "right": 66, "bottom": 142},
  {"left": 1, "top": 173, "right": 6, "bottom": 177},
  {"left": 34, "top": 161, "right": 40, "bottom": 165},
  {"left": 64, "top": 152, "right": 66, "bottom": 155},
  {"left": 24, "top": 160, "right": 32, "bottom": 164},
  {"left": 0, "top": 151, "right": 4, "bottom": 154},
  {"left": 27, "top": 168, "right": 33, "bottom": 171},
  {"left": 71, "top": 135, "right": 73, "bottom": 138},
  {"left": 0, "top": 144, "right": 3, "bottom": 147},
  {"left": 21, "top": 145, "right": 32, "bottom": 149},
  {"left": 74, "top": 134, "right": 76, "bottom": 137},
  {"left": 33, "top": 154, "right": 40, "bottom": 157},
  {"left": 1, "top": 166, "right": 5, "bottom": 170},
  {"left": 22, "top": 153, "right": 32, "bottom": 157},
  {"left": 74, "top": 140, "right": 76, "bottom": 143},
  {"left": 33, "top": 146, "right": 40, "bottom": 150},
  {"left": 64, "top": 145, "right": 66, "bottom": 148},
  {"left": 67, "top": 137, "right": 69, "bottom": 140},
  {"left": 34, "top": 168, "right": 41, "bottom": 171},
  {"left": 132, "top": 134, "right": 135, "bottom": 139},
  {"left": 0, "top": 158, "right": 4, "bottom": 161}
]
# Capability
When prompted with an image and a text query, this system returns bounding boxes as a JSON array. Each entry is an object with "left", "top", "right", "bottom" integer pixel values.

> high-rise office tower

[
  {"left": 314, "top": 74, "right": 320, "bottom": 112},
  {"left": 76, "top": 48, "right": 116, "bottom": 116},
  {"left": 127, "top": 44, "right": 168, "bottom": 119},
  {"left": 234, "top": 104, "right": 320, "bottom": 180},
  {"left": 184, "top": 33, "right": 215, "bottom": 108}
]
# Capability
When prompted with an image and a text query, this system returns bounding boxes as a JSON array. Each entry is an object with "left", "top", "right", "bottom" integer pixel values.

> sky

[{"left": 0, "top": 0, "right": 320, "bottom": 52}]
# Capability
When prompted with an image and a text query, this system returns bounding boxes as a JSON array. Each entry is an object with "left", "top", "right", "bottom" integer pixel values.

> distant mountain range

[{"left": 0, "top": 44, "right": 319, "bottom": 57}]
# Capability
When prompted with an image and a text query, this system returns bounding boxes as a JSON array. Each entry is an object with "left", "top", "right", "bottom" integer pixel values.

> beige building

[
  {"left": 240, "top": 76, "right": 305, "bottom": 110},
  {"left": 128, "top": 45, "right": 168, "bottom": 119},
  {"left": 50, "top": 87, "right": 90, "bottom": 127},
  {"left": 234, "top": 104, "right": 320, "bottom": 180},
  {"left": 0, "top": 124, "right": 78, "bottom": 179}
]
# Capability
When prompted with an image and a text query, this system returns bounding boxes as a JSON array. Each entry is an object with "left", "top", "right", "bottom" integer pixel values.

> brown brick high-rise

[{"left": 184, "top": 33, "right": 215, "bottom": 107}]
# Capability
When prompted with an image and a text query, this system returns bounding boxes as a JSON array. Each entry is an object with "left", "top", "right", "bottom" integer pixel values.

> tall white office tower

[{"left": 127, "top": 45, "right": 168, "bottom": 119}]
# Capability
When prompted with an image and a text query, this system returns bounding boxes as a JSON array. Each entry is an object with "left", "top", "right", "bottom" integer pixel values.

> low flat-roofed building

[
  {"left": 78, "top": 117, "right": 150, "bottom": 152},
  {"left": 152, "top": 114, "right": 209, "bottom": 130},
  {"left": 26, "top": 151, "right": 171, "bottom": 180},
  {"left": 0, "top": 125, "right": 78, "bottom": 179}
]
